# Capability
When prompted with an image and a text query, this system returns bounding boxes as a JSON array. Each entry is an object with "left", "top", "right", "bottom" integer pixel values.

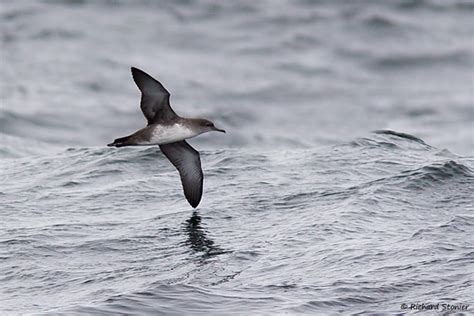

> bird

[{"left": 108, "top": 67, "right": 225, "bottom": 208}]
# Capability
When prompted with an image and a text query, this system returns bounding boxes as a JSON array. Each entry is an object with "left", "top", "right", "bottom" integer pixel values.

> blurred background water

[{"left": 1, "top": 0, "right": 473, "bottom": 314}]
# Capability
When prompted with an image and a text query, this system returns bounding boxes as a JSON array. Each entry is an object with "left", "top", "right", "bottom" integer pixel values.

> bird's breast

[{"left": 148, "top": 123, "right": 198, "bottom": 145}]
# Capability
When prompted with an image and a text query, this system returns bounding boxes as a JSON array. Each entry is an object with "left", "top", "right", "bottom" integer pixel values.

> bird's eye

[{"left": 206, "top": 122, "right": 213, "bottom": 127}]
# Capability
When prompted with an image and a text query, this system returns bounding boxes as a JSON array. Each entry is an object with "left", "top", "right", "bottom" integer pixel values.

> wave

[
  {"left": 372, "top": 50, "right": 471, "bottom": 69},
  {"left": 336, "top": 45, "right": 471, "bottom": 70},
  {"left": 347, "top": 129, "right": 433, "bottom": 151},
  {"left": 412, "top": 215, "right": 474, "bottom": 239},
  {"left": 2, "top": 129, "right": 472, "bottom": 315},
  {"left": 396, "top": 0, "right": 474, "bottom": 11},
  {"left": 410, "top": 159, "right": 471, "bottom": 181},
  {"left": 48, "top": 284, "right": 283, "bottom": 315},
  {"left": 341, "top": 160, "right": 472, "bottom": 196}
]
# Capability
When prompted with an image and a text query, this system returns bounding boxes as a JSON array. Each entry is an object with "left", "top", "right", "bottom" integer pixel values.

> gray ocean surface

[{"left": 1, "top": 0, "right": 473, "bottom": 315}]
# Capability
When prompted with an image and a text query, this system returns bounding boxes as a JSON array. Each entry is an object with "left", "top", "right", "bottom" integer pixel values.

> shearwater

[{"left": 108, "top": 67, "right": 225, "bottom": 208}]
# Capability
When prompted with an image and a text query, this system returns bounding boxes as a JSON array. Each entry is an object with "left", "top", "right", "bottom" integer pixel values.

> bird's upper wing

[
  {"left": 159, "top": 141, "right": 203, "bottom": 208},
  {"left": 131, "top": 67, "right": 178, "bottom": 125}
]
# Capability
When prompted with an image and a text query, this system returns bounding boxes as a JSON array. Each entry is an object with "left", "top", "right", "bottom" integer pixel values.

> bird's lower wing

[{"left": 159, "top": 141, "right": 203, "bottom": 208}]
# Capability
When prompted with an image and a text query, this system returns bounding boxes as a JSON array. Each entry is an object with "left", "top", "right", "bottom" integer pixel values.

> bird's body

[
  {"left": 108, "top": 67, "right": 225, "bottom": 208},
  {"left": 116, "top": 121, "right": 200, "bottom": 146},
  {"left": 149, "top": 122, "right": 198, "bottom": 145}
]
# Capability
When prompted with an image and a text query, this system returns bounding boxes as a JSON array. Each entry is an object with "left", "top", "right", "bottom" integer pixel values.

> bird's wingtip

[{"left": 130, "top": 66, "right": 139, "bottom": 76}]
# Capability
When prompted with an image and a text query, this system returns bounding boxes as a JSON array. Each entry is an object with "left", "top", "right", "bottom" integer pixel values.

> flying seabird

[{"left": 108, "top": 67, "right": 225, "bottom": 208}]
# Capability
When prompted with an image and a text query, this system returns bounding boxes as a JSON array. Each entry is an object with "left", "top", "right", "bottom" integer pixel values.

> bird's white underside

[{"left": 144, "top": 123, "right": 199, "bottom": 145}]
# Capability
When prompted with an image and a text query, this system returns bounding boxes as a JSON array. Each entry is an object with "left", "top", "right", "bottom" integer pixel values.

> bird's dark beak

[{"left": 213, "top": 127, "right": 226, "bottom": 133}]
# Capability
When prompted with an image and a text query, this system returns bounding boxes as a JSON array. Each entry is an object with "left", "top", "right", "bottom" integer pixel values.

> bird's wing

[
  {"left": 159, "top": 141, "right": 203, "bottom": 208},
  {"left": 131, "top": 67, "right": 178, "bottom": 125}
]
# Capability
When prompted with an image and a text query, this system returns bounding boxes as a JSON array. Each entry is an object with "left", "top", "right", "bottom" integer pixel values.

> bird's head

[{"left": 195, "top": 119, "right": 226, "bottom": 134}]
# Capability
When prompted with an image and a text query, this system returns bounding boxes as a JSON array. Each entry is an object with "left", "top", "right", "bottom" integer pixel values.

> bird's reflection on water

[{"left": 183, "top": 211, "right": 227, "bottom": 260}]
